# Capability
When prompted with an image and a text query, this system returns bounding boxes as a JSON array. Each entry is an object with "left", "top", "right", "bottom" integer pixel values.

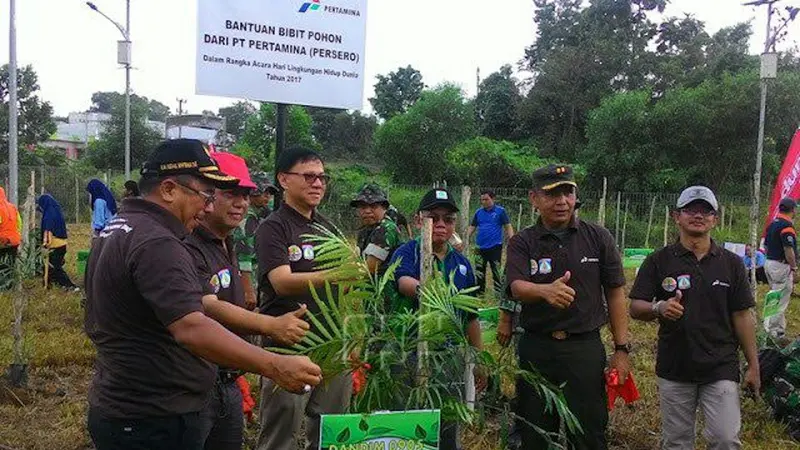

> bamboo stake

[
  {"left": 663, "top": 205, "right": 670, "bottom": 247},
  {"left": 417, "top": 217, "right": 434, "bottom": 391},
  {"left": 644, "top": 196, "right": 657, "bottom": 248}
]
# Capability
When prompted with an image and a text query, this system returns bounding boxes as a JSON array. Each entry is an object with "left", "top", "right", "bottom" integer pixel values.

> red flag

[{"left": 765, "top": 130, "right": 800, "bottom": 233}]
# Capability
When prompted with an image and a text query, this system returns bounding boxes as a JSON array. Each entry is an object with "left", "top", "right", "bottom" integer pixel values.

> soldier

[
  {"left": 234, "top": 171, "right": 279, "bottom": 310},
  {"left": 350, "top": 183, "right": 404, "bottom": 276}
]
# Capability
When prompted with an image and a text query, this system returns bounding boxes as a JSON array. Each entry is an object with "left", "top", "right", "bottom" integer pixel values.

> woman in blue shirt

[
  {"left": 38, "top": 194, "right": 78, "bottom": 290},
  {"left": 86, "top": 179, "right": 117, "bottom": 236}
]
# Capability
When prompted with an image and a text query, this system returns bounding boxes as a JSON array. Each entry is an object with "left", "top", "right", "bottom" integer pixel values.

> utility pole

[
  {"left": 177, "top": 98, "right": 186, "bottom": 138},
  {"left": 8, "top": 0, "right": 18, "bottom": 205}
]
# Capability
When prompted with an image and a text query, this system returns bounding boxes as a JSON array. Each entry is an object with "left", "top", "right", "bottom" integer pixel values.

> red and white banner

[{"left": 766, "top": 129, "right": 800, "bottom": 228}]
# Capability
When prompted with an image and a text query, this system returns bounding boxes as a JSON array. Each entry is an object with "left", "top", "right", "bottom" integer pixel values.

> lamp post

[
  {"left": 87, "top": 1, "right": 131, "bottom": 180},
  {"left": 8, "top": 0, "right": 18, "bottom": 205}
]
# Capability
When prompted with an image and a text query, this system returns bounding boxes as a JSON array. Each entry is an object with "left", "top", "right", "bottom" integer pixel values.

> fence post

[
  {"left": 517, "top": 203, "right": 523, "bottom": 232},
  {"left": 39, "top": 167, "right": 45, "bottom": 195},
  {"left": 598, "top": 177, "right": 607, "bottom": 226},
  {"left": 621, "top": 199, "right": 629, "bottom": 252},
  {"left": 614, "top": 192, "right": 621, "bottom": 244},
  {"left": 645, "top": 196, "right": 657, "bottom": 248},
  {"left": 663, "top": 205, "right": 670, "bottom": 247},
  {"left": 75, "top": 176, "right": 80, "bottom": 224},
  {"left": 460, "top": 185, "right": 471, "bottom": 241},
  {"left": 720, "top": 205, "right": 726, "bottom": 232}
]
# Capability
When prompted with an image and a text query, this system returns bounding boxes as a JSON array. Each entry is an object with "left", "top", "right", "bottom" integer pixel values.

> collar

[
  {"left": 123, "top": 198, "right": 188, "bottom": 239},
  {"left": 532, "top": 216, "right": 580, "bottom": 239},
  {"left": 194, "top": 225, "right": 225, "bottom": 243},
  {"left": 670, "top": 239, "right": 721, "bottom": 258},
  {"left": 279, "top": 203, "right": 317, "bottom": 224},
  {"left": 413, "top": 236, "right": 456, "bottom": 260},
  {"left": 777, "top": 213, "right": 794, "bottom": 224}
]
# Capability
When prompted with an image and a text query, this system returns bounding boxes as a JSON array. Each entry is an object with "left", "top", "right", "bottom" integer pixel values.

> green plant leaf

[
  {"left": 337, "top": 427, "right": 351, "bottom": 443},
  {"left": 415, "top": 424, "right": 428, "bottom": 440}
]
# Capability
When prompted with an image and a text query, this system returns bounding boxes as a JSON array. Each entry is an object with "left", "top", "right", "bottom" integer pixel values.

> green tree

[
  {"left": 85, "top": 102, "right": 163, "bottom": 170},
  {"left": 369, "top": 66, "right": 425, "bottom": 121},
  {"left": 328, "top": 111, "right": 378, "bottom": 159},
  {"left": 445, "top": 137, "right": 550, "bottom": 188},
  {"left": 476, "top": 65, "right": 521, "bottom": 141},
  {"left": 375, "top": 84, "right": 476, "bottom": 184},
  {"left": 307, "top": 106, "right": 344, "bottom": 151},
  {"left": 0, "top": 65, "right": 56, "bottom": 162},
  {"left": 236, "top": 103, "right": 320, "bottom": 171},
  {"left": 89, "top": 91, "right": 171, "bottom": 122},
  {"left": 218, "top": 101, "right": 257, "bottom": 139}
]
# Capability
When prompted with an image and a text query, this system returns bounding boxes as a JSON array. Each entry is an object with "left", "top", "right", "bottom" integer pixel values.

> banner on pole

[
  {"left": 765, "top": 130, "right": 800, "bottom": 232},
  {"left": 196, "top": 0, "right": 368, "bottom": 109},
  {"left": 320, "top": 409, "right": 441, "bottom": 450}
]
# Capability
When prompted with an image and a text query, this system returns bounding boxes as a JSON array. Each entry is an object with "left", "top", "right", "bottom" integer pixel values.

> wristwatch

[
  {"left": 652, "top": 300, "right": 665, "bottom": 317},
  {"left": 614, "top": 343, "right": 632, "bottom": 354}
]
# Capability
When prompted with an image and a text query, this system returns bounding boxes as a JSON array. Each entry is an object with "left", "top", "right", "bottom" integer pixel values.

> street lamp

[{"left": 87, "top": 0, "right": 132, "bottom": 181}]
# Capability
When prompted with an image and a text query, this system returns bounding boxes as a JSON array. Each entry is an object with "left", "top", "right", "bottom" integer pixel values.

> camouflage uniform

[
  {"left": 351, "top": 184, "right": 405, "bottom": 277},
  {"left": 233, "top": 171, "right": 277, "bottom": 290}
]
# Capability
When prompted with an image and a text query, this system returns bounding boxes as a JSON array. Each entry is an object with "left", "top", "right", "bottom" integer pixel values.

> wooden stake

[
  {"left": 460, "top": 186, "right": 471, "bottom": 253},
  {"left": 645, "top": 196, "right": 657, "bottom": 248},
  {"left": 417, "top": 217, "right": 434, "bottom": 389},
  {"left": 621, "top": 199, "right": 629, "bottom": 252},
  {"left": 614, "top": 192, "right": 621, "bottom": 245},
  {"left": 663, "top": 205, "right": 670, "bottom": 247},
  {"left": 517, "top": 203, "right": 523, "bottom": 232},
  {"left": 75, "top": 177, "right": 80, "bottom": 224},
  {"left": 720, "top": 205, "right": 726, "bottom": 232},
  {"left": 598, "top": 177, "right": 607, "bottom": 226}
]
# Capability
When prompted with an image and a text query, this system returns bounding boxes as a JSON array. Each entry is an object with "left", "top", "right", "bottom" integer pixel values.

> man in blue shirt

[
  {"left": 764, "top": 197, "right": 798, "bottom": 338},
  {"left": 743, "top": 244, "right": 767, "bottom": 284},
  {"left": 389, "top": 188, "right": 485, "bottom": 450},
  {"left": 466, "top": 190, "right": 514, "bottom": 297}
]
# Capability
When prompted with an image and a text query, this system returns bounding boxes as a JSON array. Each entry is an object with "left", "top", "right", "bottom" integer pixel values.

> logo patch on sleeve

[
  {"left": 288, "top": 245, "right": 302, "bottom": 262},
  {"left": 538, "top": 258, "right": 552, "bottom": 275},
  {"left": 530, "top": 259, "right": 539, "bottom": 275}
]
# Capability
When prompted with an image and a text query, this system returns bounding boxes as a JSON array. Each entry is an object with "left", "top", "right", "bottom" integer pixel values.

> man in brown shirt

[
  {"left": 256, "top": 147, "right": 353, "bottom": 450},
  {"left": 505, "top": 164, "right": 629, "bottom": 450},
  {"left": 84, "top": 139, "right": 321, "bottom": 450}
]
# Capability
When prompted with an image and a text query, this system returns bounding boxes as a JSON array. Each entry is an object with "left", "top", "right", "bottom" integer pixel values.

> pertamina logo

[
  {"left": 299, "top": 0, "right": 321, "bottom": 13},
  {"left": 299, "top": 0, "right": 362, "bottom": 17}
]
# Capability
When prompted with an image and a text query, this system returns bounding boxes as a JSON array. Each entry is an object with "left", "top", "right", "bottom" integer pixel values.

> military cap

[
  {"left": 532, "top": 164, "right": 577, "bottom": 191},
  {"left": 250, "top": 171, "right": 279, "bottom": 195},
  {"left": 140, "top": 139, "right": 239, "bottom": 188},
  {"left": 350, "top": 183, "right": 390, "bottom": 208}
]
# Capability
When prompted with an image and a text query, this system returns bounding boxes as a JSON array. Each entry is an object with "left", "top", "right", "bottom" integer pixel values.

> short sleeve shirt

[
  {"left": 255, "top": 204, "right": 335, "bottom": 340},
  {"left": 471, "top": 205, "right": 511, "bottom": 249},
  {"left": 388, "top": 239, "right": 478, "bottom": 324},
  {"left": 84, "top": 199, "right": 215, "bottom": 418},
  {"left": 184, "top": 226, "right": 246, "bottom": 309},
  {"left": 505, "top": 218, "right": 625, "bottom": 334},
  {"left": 629, "top": 241, "right": 754, "bottom": 383},
  {"left": 765, "top": 215, "right": 797, "bottom": 261}
]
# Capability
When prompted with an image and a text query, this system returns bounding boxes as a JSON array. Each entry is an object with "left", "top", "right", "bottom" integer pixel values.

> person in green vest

[
  {"left": 233, "top": 171, "right": 279, "bottom": 310},
  {"left": 350, "top": 183, "right": 404, "bottom": 277}
]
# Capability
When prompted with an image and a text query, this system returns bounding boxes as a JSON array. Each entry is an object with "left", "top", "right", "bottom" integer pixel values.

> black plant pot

[{"left": 7, "top": 364, "right": 28, "bottom": 387}]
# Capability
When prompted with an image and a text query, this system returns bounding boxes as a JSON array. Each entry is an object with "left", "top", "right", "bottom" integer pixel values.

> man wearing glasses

[
  {"left": 84, "top": 139, "right": 321, "bottom": 450},
  {"left": 630, "top": 186, "right": 759, "bottom": 449},
  {"left": 255, "top": 147, "right": 352, "bottom": 450},
  {"left": 387, "top": 188, "right": 485, "bottom": 450},
  {"left": 505, "top": 164, "right": 629, "bottom": 449}
]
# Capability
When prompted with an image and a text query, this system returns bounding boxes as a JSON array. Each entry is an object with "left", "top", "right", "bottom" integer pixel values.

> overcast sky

[{"left": 0, "top": 0, "right": 797, "bottom": 117}]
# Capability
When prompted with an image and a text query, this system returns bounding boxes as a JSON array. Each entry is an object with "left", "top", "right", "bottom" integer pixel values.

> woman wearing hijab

[
  {"left": 38, "top": 194, "right": 78, "bottom": 290},
  {"left": 0, "top": 187, "right": 22, "bottom": 285},
  {"left": 86, "top": 179, "right": 117, "bottom": 236}
]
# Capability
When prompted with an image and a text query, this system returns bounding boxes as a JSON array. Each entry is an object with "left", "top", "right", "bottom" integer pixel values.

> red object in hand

[
  {"left": 236, "top": 376, "right": 256, "bottom": 422},
  {"left": 606, "top": 369, "right": 640, "bottom": 411},
  {"left": 352, "top": 363, "right": 371, "bottom": 395}
]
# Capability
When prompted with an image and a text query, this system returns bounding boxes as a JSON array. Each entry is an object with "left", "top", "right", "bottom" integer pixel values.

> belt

[
  {"left": 217, "top": 368, "right": 244, "bottom": 384},
  {"left": 526, "top": 328, "right": 600, "bottom": 341}
]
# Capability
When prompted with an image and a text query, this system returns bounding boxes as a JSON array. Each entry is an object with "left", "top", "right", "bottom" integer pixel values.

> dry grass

[{"left": 1, "top": 225, "right": 799, "bottom": 449}]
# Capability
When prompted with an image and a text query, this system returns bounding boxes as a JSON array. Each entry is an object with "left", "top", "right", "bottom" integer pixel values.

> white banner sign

[{"left": 196, "top": 0, "right": 367, "bottom": 109}]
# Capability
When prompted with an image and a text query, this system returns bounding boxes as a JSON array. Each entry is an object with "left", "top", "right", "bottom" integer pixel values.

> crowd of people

[{"left": 0, "top": 136, "right": 790, "bottom": 449}]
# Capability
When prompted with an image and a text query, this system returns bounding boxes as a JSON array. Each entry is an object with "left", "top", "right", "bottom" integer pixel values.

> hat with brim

[
  {"left": 212, "top": 152, "right": 257, "bottom": 190},
  {"left": 141, "top": 139, "right": 239, "bottom": 189},
  {"left": 418, "top": 188, "right": 459, "bottom": 212},
  {"left": 676, "top": 186, "right": 719, "bottom": 211},
  {"left": 532, "top": 164, "right": 577, "bottom": 191},
  {"left": 350, "top": 183, "right": 390, "bottom": 208}
]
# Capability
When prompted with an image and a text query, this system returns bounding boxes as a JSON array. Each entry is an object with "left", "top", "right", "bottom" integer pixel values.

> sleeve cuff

[
  {"left": 364, "top": 243, "right": 390, "bottom": 261},
  {"left": 239, "top": 261, "right": 253, "bottom": 272}
]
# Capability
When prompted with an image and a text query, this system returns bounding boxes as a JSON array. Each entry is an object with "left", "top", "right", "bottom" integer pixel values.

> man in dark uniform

[
  {"left": 505, "top": 164, "right": 630, "bottom": 449},
  {"left": 630, "top": 186, "right": 759, "bottom": 449},
  {"left": 351, "top": 183, "right": 404, "bottom": 276},
  {"left": 233, "top": 170, "right": 279, "bottom": 310},
  {"left": 255, "top": 147, "right": 353, "bottom": 450},
  {"left": 184, "top": 152, "right": 311, "bottom": 450},
  {"left": 764, "top": 197, "right": 798, "bottom": 338},
  {"left": 84, "top": 139, "right": 321, "bottom": 450}
]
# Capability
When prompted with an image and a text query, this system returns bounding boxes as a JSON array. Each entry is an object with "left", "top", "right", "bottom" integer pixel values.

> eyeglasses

[
  {"left": 175, "top": 180, "right": 216, "bottom": 206},
  {"left": 285, "top": 172, "right": 330, "bottom": 185},
  {"left": 422, "top": 213, "right": 457, "bottom": 224},
  {"left": 679, "top": 207, "right": 716, "bottom": 218}
]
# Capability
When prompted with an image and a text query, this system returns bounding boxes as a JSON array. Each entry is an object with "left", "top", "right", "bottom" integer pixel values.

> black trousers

[
  {"left": 199, "top": 377, "right": 244, "bottom": 450},
  {"left": 517, "top": 331, "right": 608, "bottom": 450},
  {"left": 88, "top": 407, "right": 205, "bottom": 450},
  {"left": 47, "top": 246, "right": 76, "bottom": 288},
  {"left": 0, "top": 246, "right": 17, "bottom": 289},
  {"left": 476, "top": 245, "right": 503, "bottom": 296}
]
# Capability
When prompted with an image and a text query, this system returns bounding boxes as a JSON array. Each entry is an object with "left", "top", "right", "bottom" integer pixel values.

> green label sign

[
  {"left": 764, "top": 290, "right": 782, "bottom": 320},
  {"left": 478, "top": 307, "right": 499, "bottom": 344},
  {"left": 320, "top": 409, "right": 441, "bottom": 450},
  {"left": 623, "top": 248, "right": 654, "bottom": 269}
]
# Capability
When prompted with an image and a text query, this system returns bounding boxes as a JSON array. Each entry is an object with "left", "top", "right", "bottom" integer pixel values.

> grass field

[{"left": 1, "top": 225, "right": 800, "bottom": 449}]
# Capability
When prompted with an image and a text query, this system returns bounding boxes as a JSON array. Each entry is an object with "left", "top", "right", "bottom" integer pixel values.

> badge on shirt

[
  {"left": 662, "top": 277, "right": 677, "bottom": 293},
  {"left": 302, "top": 244, "right": 315, "bottom": 261},
  {"left": 218, "top": 269, "right": 232, "bottom": 289},
  {"left": 677, "top": 274, "right": 691, "bottom": 290},
  {"left": 538, "top": 258, "right": 552, "bottom": 275},
  {"left": 459, "top": 264, "right": 467, "bottom": 276},
  {"left": 210, "top": 274, "right": 221, "bottom": 294},
  {"left": 530, "top": 259, "right": 539, "bottom": 275},
  {"left": 288, "top": 245, "right": 302, "bottom": 262}
]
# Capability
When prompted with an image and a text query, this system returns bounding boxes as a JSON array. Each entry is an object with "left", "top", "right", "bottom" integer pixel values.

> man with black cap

[
  {"left": 351, "top": 183, "right": 404, "bottom": 276},
  {"left": 387, "top": 187, "right": 485, "bottom": 450},
  {"left": 255, "top": 147, "right": 354, "bottom": 450},
  {"left": 84, "top": 139, "right": 321, "bottom": 450},
  {"left": 764, "top": 197, "right": 798, "bottom": 338},
  {"left": 184, "top": 152, "right": 311, "bottom": 450},
  {"left": 234, "top": 170, "right": 279, "bottom": 310},
  {"left": 505, "top": 164, "right": 629, "bottom": 449},
  {"left": 630, "top": 186, "right": 759, "bottom": 449}
]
